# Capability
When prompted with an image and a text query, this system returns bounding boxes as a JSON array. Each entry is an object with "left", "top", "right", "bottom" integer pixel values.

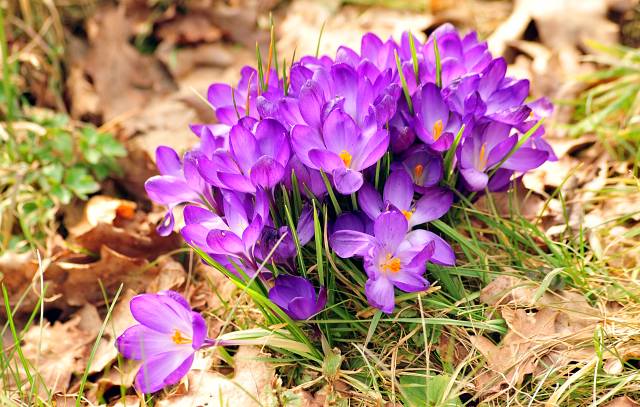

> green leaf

[
  {"left": 80, "top": 126, "right": 99, "bottom": 146},
  {"left": 64, "top": 167, "right": 100, "bottom": 199},
  {"left": 83, "top": 148, "right": 102, "bottom": 165},
  {"left": 92, "top": 163, "right": 111, "bottom": 181},
  {"left": 51, "top": 184, "right": 73, "bottom": 205},
  {"left": 400, "top": 373, "right": 461, "bottom": 407},
  {"left": 322, "top": 348, "right": 343, "bottom": 382},
  {"left": 54, "top": 131, "right": 75, "bottom": 163},
  {"left": 41, "top": 163, "right": 64, "bottom": 183},
  {"left": 96, "top": 132, "right": 127, "bottom": 157}
]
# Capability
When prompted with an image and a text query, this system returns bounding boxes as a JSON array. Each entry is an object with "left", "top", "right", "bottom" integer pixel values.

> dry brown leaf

[
  {"left": 69, "top": 221, "right": 181, "bottom": 261},
  {"left": 155, "top": 12, "right": 222, "bottom": 44},
  {"left": 13, "top": 316, "right": 95, "bottom": 397},
  {"left": 156, "top": 346, "right": 273, "bottom": 407},
  {"left": 67, "top": 5, "right": 176, "bottom": 122},
  {"left": 603, "top": 396, "right": 640, "bottom": 407},
  {"left": 54, "top": 245, "right": 157, "bottom": 307},
  {"left": 64, "top": 195, "right": 137, "bottom": 237}
]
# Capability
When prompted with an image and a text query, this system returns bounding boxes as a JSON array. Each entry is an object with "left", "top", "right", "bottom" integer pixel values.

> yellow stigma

[
  {"left": 433, "top": 120, "right": 443, "bottom": 141},
  {"left": 413, "top": 164, "right": 423, "bottom": 181},
  {"left": 380, "top": 254, "right": 402, "bottom": 273},
  {"left": 339, "top": 150, "right": 352, "bottom": 168},
  {"left": 529, "top": 111, "right": 535, "bottom": 118},
  {"left": 169, "top": 329, "right": 192, "bottom": 345},
  {"left": 478, "top": 142, "right": 489, "bottom": 170},
  {"left": 401, "top": 210, "right": 413, "bottom": 220}
]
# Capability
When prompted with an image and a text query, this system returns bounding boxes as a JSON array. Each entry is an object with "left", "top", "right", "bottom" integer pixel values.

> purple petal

[
  {"left": 207, "top": 83, "right": 235, "bottom": 109},
  {"left": 296, "top": 204, "right": 315, "bottom": 246},
  {"left": 156, "top": 147, "right": 183, "bottom": 177},
  {"left": 331, "top": 63, "right": 359, "bottom": 117},
  {"left": 291, "top": 125, "right": 326, "bottom": 168},
  {"left": 288, "top": 297, "right": 317, "bottom": 320},
  {"left": 130, "top": 294, "right": 192, "bottom": 335},
  {"left": 190, "top": 311, "right": 207, "bottom": 350},
  {"left": 361, "top": 32, "right": 383, "bottom": 62},
  {"left": 486, "top": 106, "right": 532, "bottom": 125},
  {"left": 333, "top": 167, "right": 364, "bottom": 194},
  {"left": 383, "top": 170, "right": 414, "bottom": 212},
  {"left": 250, "top": 156, "right": 285, "bottom": 189},
  {"left": 322, "top": 110, "right": 359, "bottom": 155},
  {"left": 365, "top": 277, "right": 395, "bottom": 314},
  {"left": 390, "top": 272, "right": 430, "bottom": 293},
  {"left": 314, "top": 286, "right": 327, "bottom": 315},
  {"left": 299, "top": 80, "right": 326, "bottom": 133},
  {"left": 354, "top": 129, "right": 390, "bottom": 170},
  {"left": 308, "top": 148, "right": 344, "bottom": 172},
  {"left": 116, "top": 325, "right": 178, "bottom": 361},
  {"left": 218, "top": 171, "right": 256, "bottom": 193},
  {"left": 403, "top": 229, "right": 456, "bottom": 266},
  {"left": 329, "top": 230, "right": 375, "bottom": 258},
  {"left": 145, "top": 176, "right": 201, "bottom": 205},
  {"left": 501, "top": 148, "right": 549, "bottom": 171},
  {"left": 134, "top": 350, "right": 193, "bottom": 393},
  {"left": 206, "top": 229, "right": 246, "bottom": 255},
  {"left": 374, "top": 211, "right": 409, "bottom": 255},
  {"left": 229, "top": 125, "right": 260, "bottom": 174},
  {"left": 485, "top": 135, "right": 518, "bottom": 169},
  {"left": 408, "top": 187, "right": 453, "bottom": 228},
  {"left": 459, "top": 166, "right": 489, "bottom": 191},
  {"left": 478, "top": 58, "right": 506, "bottom": 100},
  {"left": 358, "top": 182, "right": 383, "bottom": 221}
]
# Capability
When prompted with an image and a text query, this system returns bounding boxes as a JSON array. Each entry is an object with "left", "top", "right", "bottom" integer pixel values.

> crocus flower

[
  {"left": 390, "top": 145, "right": 443, "bottom": 194},
  {"left": 283, "top": 156, "right": 328, "bottom": 199},
  {"left": 516, "top": 97, "right": 558, "bottom": 161},
  {"left": 260, "top": 210, "right": 315, "bottom": 274},
  {"left": 332, "top": 211, "right": 374, "bottom": 236},
  {"left": 411, "top": 83, "right": 463, "bottom": 151},
  {"left": 357, "top": 170, "right": 455, "bottom": 265},
  {"left": 269, "top": 275, "right": 327, "bottom": 321},
  {"left": 145, "top": 147, "right": 220, "bottom": 236},
  {"left": 457, "top": 121, "right": 549, "bottom": 191},
  {"left": 330, "top": 211, "right": 437, "bottom": 314},
  {"left": 116, "top": 291, "right": 229, "bottom": 393},
  {"left": 292, "top": 108, "right": 389, "bottom": 194},
  {"left": 196, "top": 119, "right": 290, "bottom": 193}
]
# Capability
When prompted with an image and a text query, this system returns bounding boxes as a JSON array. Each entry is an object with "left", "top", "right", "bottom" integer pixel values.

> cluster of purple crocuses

[{"left": 120, "top": 24, "right": 555, "bottom": 393}]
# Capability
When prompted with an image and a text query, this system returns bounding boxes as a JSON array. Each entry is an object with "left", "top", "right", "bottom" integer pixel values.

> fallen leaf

[
  {"left": 156, "top": 346, "right": 274, "bottom": 407},
  {"left": 64, "top": 195, "right": 137, "bottom": 237},
  {"left": 603, "top": 396, "right": 640, "bottom": 407}
]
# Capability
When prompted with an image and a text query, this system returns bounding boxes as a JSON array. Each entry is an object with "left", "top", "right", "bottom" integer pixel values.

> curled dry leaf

[
  {"left": 603, "top": 396, "right": 640, "bottom": 407},
  {"left": 11, "top": 316, "right": 95, "bottom": 398},
  {"left": 64, "top": 195, "right": 137, "bottom": 237},
  {"left": 156, "top": 346, "right": 274, "bottom": 407}
]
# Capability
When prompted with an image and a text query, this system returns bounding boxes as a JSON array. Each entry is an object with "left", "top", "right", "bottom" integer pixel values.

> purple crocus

[
  {"left": 283, "top": 156, "right": 328, "bottom": 199},
  {"left": 411, "top": 83, "right": 463, "bottom": 151},
  {"left": 457, "top": 121, "right": 549, "bottom": 191},
  {"left": 197, "top": 119, "right": 290, "bottom": 193},
  {"left": 329, "top": 211, "right": 436, "bottom": 314},
  {"left": 116, "top": 291, "right": 230, "bottom": 393},
  {"left": 181, "top": 189, "right": 270, "bottom": 271},
  {"left": 390, "top": 145, "right": 444, "bottom": 194},
  {"left": 269, "top": 275, "right": 327, "bottom": 321},
  {"left": 260, "top": 209, "right": 315, "bottom": 274},
  {"left": 292, "top": 108, "right": 389, "bottom": 194},
  {"left": 145, "top": 147, "right": 220, "bottom": 236},
  {"left": 357, "top": 170, "right": 455, "bottom": 265}
]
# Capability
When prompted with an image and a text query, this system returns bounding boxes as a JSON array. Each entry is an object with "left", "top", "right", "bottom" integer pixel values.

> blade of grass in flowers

[
  {"left": 395, "top": 50, "right": 414, "bottom": 116},
  {"left": 282, "top": 56, "right": 288, "bottom": 96},
  {"left": 312, "top": 199, "right": 325, "bottom": 286},
  {"left": 535, "top": 163, "right": 583, "bottom": 227},
  {"left": 312, "top": 317, "right": 507, "bottom": 333},
  {"left": 231, "top": 88, "right": 241, "bottom": 120},
  {"left": 374, "top": 159, "right": 381, "bottom": 191},
  {"left": 283, "top": 200, "right": 307, "bottom": 278},
  {"left": 290, "top": 169, "right": 303, "bottom": 219},
  {"left": 265, "top": 27, "right": 275, "bottom": 88},
  {"left": 256, "top": 42, "right": 265, "bottom": 93},
  {"left": 76, "top": 283, "right": 123, "bottom": 407},
  {"left": 315, "top": 20, "right": 325, "bottom": 58},
  {"left": 434, "top": 36, "right": 442, "bottom": 88},
  {"left": 409, "top": 29, "right": 420, "bottom": 87},
  {"left": 320, "top": 168, "right": 342, "bottom": 215},
  {"left": 442, "top": 124, "right": 465, "bottom": 185},
  {"left": 321, "top": 205, "right": 334, "bottom": 348},
  {"left": 270, "top": 13, "right": 279, "bottom": 87},
  {"left": 2, "top": 285, "right": 34, "bottom": 392},
  {"left": 98, "top": 281, "right": 127, "bottom": 403},
  {"left": 27, "top": 252, "right": 46, "bottom": 405},
  {"left": 364, "top": 309, "right": 383, "bottom": 348}
]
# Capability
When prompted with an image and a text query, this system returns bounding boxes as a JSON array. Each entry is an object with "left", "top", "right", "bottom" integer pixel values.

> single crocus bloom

[
  {"left": 292, "top": 108, "right": 389, "bottom": 194},
  {"left": 329, "top": 211, "right": 437, "bottom": 314},
  {"left": 116, "top": 291, "right": 227, "bottom": 393},
  {"left": 269, "top": 275, "right": 327, "bottom": 321},
  {"left": 457, "top": 121, "right": 549, "bottom": 192},
  {"left": 357, "top": 170, "right": 455, "bottom": 265},
  {"left": 411, "top": 83, "right": 463, "bottom": 151},
  {"left": 390, "top": 145, "right": 444, "bottom": 194}
]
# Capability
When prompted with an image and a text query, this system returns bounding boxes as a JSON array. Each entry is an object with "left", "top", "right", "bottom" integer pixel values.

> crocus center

[
  {"left": 339, "top": 150, "right": 352, "bottom": 168},
  {"left": 478, "top": 142, "right": 489, "bottom": 170},
  {"left": 413, "top": 164, "right": 423, "bottom": 180},
  {"left": 433, "top": 120, "right": 443, "bottom": 141},
  {"left": 169, "top": 329, "right": 192, "bottom": 345},
  {"left": 380, "top": 254, "right": 402, "bottom": 273},
  {"left": 401, "top": 207, "right": 415, "bottom": 220}
]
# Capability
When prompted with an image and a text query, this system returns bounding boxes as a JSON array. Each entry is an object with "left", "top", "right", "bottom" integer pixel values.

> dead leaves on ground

[{"left": 472, "top": 273, "right": 640, "bottom": 400}]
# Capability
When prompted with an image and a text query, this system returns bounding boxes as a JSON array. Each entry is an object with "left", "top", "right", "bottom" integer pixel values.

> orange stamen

[
  {"left": 478, "top": 142, "right": 488, "bottom": 170},
  {"left": 413, "top": 164, "right": 423, "bottom": 179},
  {"left": 401, "top": 210, "right": 412, "bottom": 221},
  {"left": 169, "top": 329, "right": 192, "bottom": 345},
  {"left": 339, "top": 150, "right": 352, "bottom": 168},
  {"left": 380, "top": 254, "right": 402, "bottom": 273},
  {"left": 433, "top": 120, "right": 443, "bottom": 141}
]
